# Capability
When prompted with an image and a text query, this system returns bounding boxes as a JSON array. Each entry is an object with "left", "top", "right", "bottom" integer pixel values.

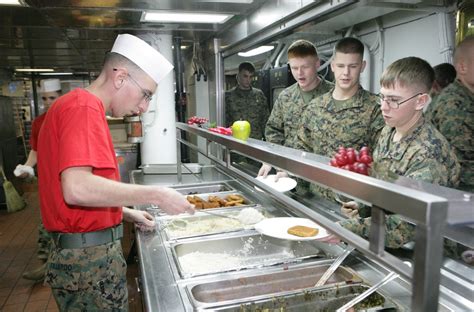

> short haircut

[
  {"left": 287, "top": 40, "right": 318, "bottom": 59},
  {"left": 334, "top": 37, "right": 364, "bottom": 56},
  {"left": 433, "top": 63, "right": 456, "bottom": 88},
  {"left": 103, "top": 52, "right": 144, "bottom": 76},
  {"left": 454, "top": 35, "right": 474, "bottom": 65},
  {"left": 238, "top": 62, "right": 256, "bottom": 73},
  {"left": 380, "top": 57, "right": 434, "bottom": 92}
]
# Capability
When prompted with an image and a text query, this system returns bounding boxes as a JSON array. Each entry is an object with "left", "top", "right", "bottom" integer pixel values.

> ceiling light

[
  {"left": 141, "top": 11, "right": 232, "bottom": 24},
  {"left": 39, "top": 72, "right": 74, "bottom": 76},
  {"left": 238, "top": 46, "right": 274, "bottom": 57},
  {"left": 15, "top": 68, "right": 54, "bottom": 72},
  {"left": 0, "top": 0, "right": 21, "bottom": 5},
  {"left": 195, "top": 0, "right": 253, "bottom": 2}
]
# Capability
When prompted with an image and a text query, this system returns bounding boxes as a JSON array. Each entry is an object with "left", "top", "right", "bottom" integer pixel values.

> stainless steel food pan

[
  {"left": 171, "top": 183, "right": 233, "bottom": 195},
  {"left": 148, "top": 190, "right": 255, "bottom": 215},
  {"left": 206, "top": 284, "right": 400, "bottom": 312},
  {"left": 171, "top": 233, "right": 324, "bottom": 278},
  {"left": 184, "top": 191, "right": 254, "bottom": 207},
  {"left": 188, "top": 264, "right": 362, "bottom": 305},
  {"left": 160, "top": 206, "right": 273, "bottom": 240}
]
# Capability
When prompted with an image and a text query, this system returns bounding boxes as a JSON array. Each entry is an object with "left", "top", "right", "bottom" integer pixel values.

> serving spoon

[{"left": 314, "top": 246, "right": 355, "bottom": 287}]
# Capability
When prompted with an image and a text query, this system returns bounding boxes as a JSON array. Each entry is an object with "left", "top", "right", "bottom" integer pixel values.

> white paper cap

[
  {"left": 111, "top": 34, "right": 174, "bottom": 84},
  {"left": 40, "top": 79, "right": 61, "bottom": 93}
]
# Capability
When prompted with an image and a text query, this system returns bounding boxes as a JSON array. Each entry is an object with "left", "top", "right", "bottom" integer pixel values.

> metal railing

[{"left": 176, "top": 122, "right": 473, "bottom": 311}]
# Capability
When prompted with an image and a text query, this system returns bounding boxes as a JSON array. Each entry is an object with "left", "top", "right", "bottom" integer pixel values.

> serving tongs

[
  {"left": 335, "top": 271, "right": 399, "bottom": 312},
  {"left": 196, "top": 208, "right": 240, "bottom": 221},
  {"left": 314, "top": 245, "right": 355, "bottom": 287}
]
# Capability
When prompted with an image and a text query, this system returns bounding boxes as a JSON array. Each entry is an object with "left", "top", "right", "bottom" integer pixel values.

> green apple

[{"left": 231, "top": 120, "right": 251, "bottom": 141}]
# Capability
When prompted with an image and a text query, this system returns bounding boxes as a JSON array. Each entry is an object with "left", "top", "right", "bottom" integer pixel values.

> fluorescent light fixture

[
  {"left": 195, "top": 0, "right": 253, "bottom": 2},
  {"left": 15, "top": 68, "right": 54, "bottom": 72},
  {"left": 39, "top": 72, "right": 74, "bottom": 76},
  {"left": 172, "top": 45, "right": 189, "bottom": 50},
  {"left": 238, "top": 45, "right": 274, "bottom": 57},
  {"left": 0, "top": 0, "right": 21, "bottom": 5},
  {"left": 141, "top": 11, "right": 232, "bottom": 24}
]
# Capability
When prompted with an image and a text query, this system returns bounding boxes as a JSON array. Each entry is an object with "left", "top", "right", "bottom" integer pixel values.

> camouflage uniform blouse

[
  {"left": 265, "top": 78, "right": 334, "bottom": 148},
  {"left": 296, "top": 86, "right": 384, "bottom": 156},
  {"left": 340, "top": 118, "right": 461, "bottom": 249},
  {"left": 225, "top": 87, "right": 269, "bottom": 140},
  {"left": 427, "top": 79, "right": 474, "bottom": 192}
]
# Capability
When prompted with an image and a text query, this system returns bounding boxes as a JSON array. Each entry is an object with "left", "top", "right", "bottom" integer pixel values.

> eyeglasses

[
  {"left": 41, "top": 96, "right": 57, "bottom": 101},
  {"left": 127, "top": 74, "right": 153, "bottom": 103},
  {"left": 377, "top": 92, "right": 422, "bottom": 109},
  {"left": 113, "top": 68, "right": 153, "bottom": 103}
]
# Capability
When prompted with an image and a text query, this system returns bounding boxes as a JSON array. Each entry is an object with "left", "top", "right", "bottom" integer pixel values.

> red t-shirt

[
  {"left": 30, "top": 112, "right": 47, "bottom": 151},
  {"left": 37, "top": 88, "right": 122, "bottom": 233}
]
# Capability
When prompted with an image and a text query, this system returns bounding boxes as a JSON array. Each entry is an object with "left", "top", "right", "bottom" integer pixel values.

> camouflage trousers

[
  {"left": 38, "top": 221, "right": 52, "bottom": 258},
  {"left": 46, "top": 240, "right": 128, "bottom": 312},
  {"left": 340, "top": 215, "right": 468, "bottom": 260}
]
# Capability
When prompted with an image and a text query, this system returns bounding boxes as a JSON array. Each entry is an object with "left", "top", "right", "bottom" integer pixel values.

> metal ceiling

[
  {"left": 0, "top": 0, "right": 269, "bottom": 76},
  {"left": 0, "top": 0, "right": 457, "bottom": 78}
]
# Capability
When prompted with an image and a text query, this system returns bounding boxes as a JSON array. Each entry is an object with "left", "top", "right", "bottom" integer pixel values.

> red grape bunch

[
  {"left": 187, "top": 116, "right": 209, "bottom": 125},
  {"left": 329, "top": 146, "right": 373, "bottom": 176}
]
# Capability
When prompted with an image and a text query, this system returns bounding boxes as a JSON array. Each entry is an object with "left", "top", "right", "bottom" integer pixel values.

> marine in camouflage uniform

[
  {"left": 339, "top": 118, "right": 460, "bottom": 248},
  {"left": 265, "top": 78, "right": 333, "bottom": 149},
  {"left": 338, "top": 56, "right": 463, "bottom": 257},
  {"left": 47, "top": 240, "right": 128, "bottom": 311},
  {"left": 427, "top": 79, "right": 474, "bottom": 192},
  {"left": 225, "top": 86, "right": 269, "bottom": 140},
  {"left": 265, "top": 78, "right": 333, "bottom": 193},
  {"left": 296, "top": 86, "right": 384, "bottom": 157},
  {"left": 296, "top": 87, "right": 384, "bottom": 198}
]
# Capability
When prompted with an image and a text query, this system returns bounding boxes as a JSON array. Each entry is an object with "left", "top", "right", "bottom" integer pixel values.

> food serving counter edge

[{"left": 129, "top": 122, "right": 473, "bottom": 312}]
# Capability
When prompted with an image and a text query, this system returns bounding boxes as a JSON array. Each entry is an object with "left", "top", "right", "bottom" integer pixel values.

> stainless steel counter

[
  {"left": 127, "top": 122, "right": 473, "bottom": 312},
  {"left": 130, "top": 167, "right": 472, "bottom": 312}
]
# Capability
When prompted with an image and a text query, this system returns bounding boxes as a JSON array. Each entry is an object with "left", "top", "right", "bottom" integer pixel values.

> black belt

[{"left": 51, "top": 223, "right": 123, "bottom": 249}]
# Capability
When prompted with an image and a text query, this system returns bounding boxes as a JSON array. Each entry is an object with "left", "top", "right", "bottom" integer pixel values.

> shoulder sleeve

[
  {"left": 265, "top": 94, "right": 285, "bottom": 145},
  {"left": 225, "top": 91, "right": 232, "bottom": 127},
  {"left": 295, "top": 106, "right": 314, "bottom": 152},
  {"left": 367, "top": 97, "right": 385, "bottom": 149},
  {"left": 58, "top": 105, "right": 115, "bottom": 173}
]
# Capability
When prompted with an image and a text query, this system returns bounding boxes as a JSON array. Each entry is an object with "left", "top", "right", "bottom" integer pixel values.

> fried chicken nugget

[
  {"left": 226, "top": 194, "right": 244, "bottom": 201},
  {"left": 202, "top": 201, "right": 220, "bottom": 209},
  {"left": 224, "top": 199, "right": 244, "bottom": 207}
]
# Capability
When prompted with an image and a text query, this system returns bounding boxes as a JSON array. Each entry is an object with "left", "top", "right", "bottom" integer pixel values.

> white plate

[
  {"left": 254, "top": 217, "right": 330, "bottom": 241},
  {"left": 255, "top": 175, "right": 297, "bottom": 192}
]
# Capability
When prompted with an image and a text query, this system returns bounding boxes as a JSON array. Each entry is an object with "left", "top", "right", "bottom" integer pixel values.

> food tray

[
  {"left": 203, "top": 284, "right": 400, "bottom": 311},
  {"left": 185, "top": 191, "right": 253, "bottom": 209},
  {"left": 159, "top": 206, "right": 273, "bottom": 240},
  {"left": 171, "top": 233, "right": 325, "bottom": 278},
  {"left": 187, "top": 264, "right": 362, "bottom": 306},
  {"left": 171, "top": 183, "right": 233, "bottom": 195},
  {"left": 148, "top": 191, "right": 255, "bottom": 215}
]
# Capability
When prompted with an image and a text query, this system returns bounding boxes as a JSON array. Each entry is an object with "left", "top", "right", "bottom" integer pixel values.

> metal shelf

[{"left": 176, "top": 122, "right": 473, "bottom": 312}]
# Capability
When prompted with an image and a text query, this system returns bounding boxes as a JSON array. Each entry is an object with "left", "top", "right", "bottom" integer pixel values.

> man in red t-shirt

[
  {"left": 14, "top": 79, "right": 62, "bottom": 281},
  {"left": 37, "top": 34, "right": 194, "bottom": 311}
]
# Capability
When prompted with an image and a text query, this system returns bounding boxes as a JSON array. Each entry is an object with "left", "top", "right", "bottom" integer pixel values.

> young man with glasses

[
  {"left": 14, "top": 79, "right": 62, "bottom": 281},
  {"left": 336, "top": 57, "right": 461, "bottom": 255},
  {"left": 37, "top": 34, "right": 194, "bottom": 311}
]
